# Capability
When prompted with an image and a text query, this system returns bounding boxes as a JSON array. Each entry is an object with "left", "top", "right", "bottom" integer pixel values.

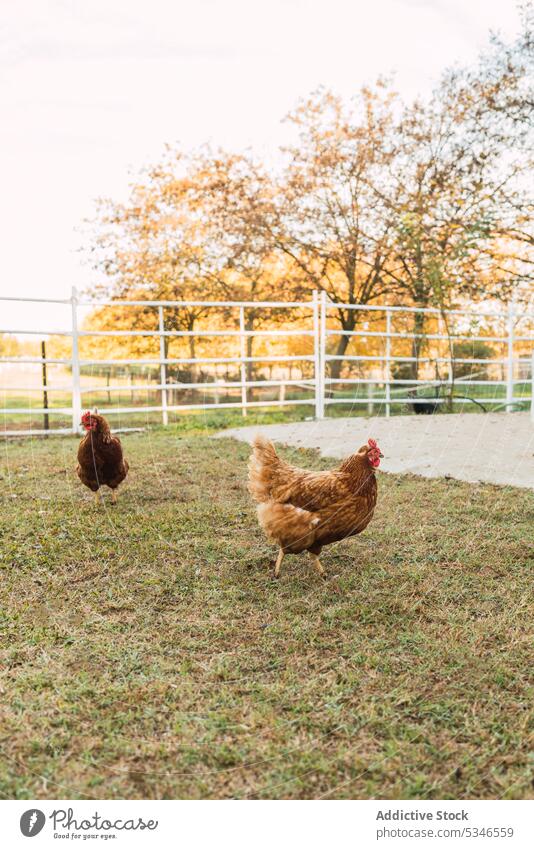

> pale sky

[{"left": 0, "top": 0, "right": 522, "bottom": 331}]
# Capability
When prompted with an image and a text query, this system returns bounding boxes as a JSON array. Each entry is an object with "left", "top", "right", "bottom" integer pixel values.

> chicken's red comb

[
  {"left": 368, "top": 438, "right": 378, "bottom": 449},
  {"left": 81, "top": 410, "right": 92, "bottom": 420}
]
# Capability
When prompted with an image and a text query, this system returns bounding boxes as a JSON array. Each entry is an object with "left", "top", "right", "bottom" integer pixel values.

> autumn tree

[
  {"left": 182, "top": 150, "right": 306, "bottom": 386},
  {"left": 251, "top": 85, "right": 400, "bottom": 379},
  {"left": 88, "top": 152, "right": 232, "bottom": 381},
  {"left": 368, "top": 9, "right": 534, "bottom": 378},
  {"left": 89, "top": 150, "right": 307, "bottom": 393},
  {"left": 455, "top": 3, "right": 534, "bottom": 300},
  {"left": 0, "top": 335, "right": 20, "bottom": 357}
]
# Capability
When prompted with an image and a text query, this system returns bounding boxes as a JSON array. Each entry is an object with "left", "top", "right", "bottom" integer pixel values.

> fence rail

[{"left": 1, "top": 288, "right": 533, "bottom": 435}]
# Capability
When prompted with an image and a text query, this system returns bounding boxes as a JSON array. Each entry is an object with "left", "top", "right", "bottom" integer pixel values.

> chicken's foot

[
  {"left": 111, "top": 489, "right": 118, "bottom": 505},
  {"left": 94, "top": 490, "right": 101, "bottom": 506},
  {"left": 273, "top": 549, "right": 285, "bottom": 579},
  {"left": 309, "top": 552, "right": 327, "bottom": 579}
]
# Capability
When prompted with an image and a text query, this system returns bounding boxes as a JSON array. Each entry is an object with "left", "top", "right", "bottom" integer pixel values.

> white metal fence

[{"left": 1, "top": 289, "right": 533, "bottom": 435}]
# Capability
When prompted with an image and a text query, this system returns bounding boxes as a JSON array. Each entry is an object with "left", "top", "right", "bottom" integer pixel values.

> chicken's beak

[{"left": 379, "top": 451, "right": 384, "bottom": 458}]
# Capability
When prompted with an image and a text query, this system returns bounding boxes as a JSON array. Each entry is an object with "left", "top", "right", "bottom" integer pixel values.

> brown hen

[
  {"left": 248, "top": 435, "right": 383, "bottom": 579},
  {"left": 76, "top": 411, "right": 129, "bottom": 505}
]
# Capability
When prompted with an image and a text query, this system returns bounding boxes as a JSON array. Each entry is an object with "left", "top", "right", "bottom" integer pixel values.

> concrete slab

[{"left": 217, "top": 413, "right": 534, "bottom": 490}]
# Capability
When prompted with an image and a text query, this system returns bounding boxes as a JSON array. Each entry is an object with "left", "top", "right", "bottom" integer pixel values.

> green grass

[
  {"left": 2, "top": 378, "right": 531, "bottom": 432},
  {"left": 0, "top": 402, "right": 318, "bottom": 432},
  {"left": 0, "top": 426, "right": 533, "bottom": 800}
]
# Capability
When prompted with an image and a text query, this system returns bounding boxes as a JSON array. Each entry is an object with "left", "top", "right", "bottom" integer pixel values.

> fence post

[
  {"left": 312, "top": 291, "right": 323, "bottom": 419},
  {"left": 71, "top": 286, "right": 81, "bottom": 434},
  {"left": 239, "top": 306, "right": 247, "bottom": 417},
  {"left": 385, "top": 309, "right": 391, "bottom": 418},
  {"left": 41, "top": 340, "right": 49, "bottom": 433},
  {"left": 506, "top": 300, "right": 515, "bottom": 413},
  {"left": 318, "top": 290, "right": 327, "bottom": 418},
  {"left": 158, "top": 306, "right": 168, "bottom": 426},
  {"left": 438, "top": 312, "right": 454, "bottom": 411}
]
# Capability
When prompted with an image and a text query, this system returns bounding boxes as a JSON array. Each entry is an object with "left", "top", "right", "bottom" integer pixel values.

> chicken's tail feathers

[
  {"left": 252, "top": 434, "right": 279, "bottom": 462},
  {"left": 248, "top": 435, "right": 283, "bottom": 503}
]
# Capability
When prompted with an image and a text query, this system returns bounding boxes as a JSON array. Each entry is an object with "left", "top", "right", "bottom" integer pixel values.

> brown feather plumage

[{"left": 248, "top": 435, "right": 379, "bottom": 566}]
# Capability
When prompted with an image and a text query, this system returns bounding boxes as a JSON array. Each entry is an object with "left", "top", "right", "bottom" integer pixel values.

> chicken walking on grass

[
  {"left": 248, "top": 435, "right": 383, "bottom": 580},
  {"left": 76, "top": 411, "right": 129, "bottom": 505}
]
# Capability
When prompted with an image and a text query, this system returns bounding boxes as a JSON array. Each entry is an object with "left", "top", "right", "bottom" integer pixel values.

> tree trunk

[
  {"left": 410, "top": 310, "right": 426, "bottom": 380},
  {"left": 245, "top": 313, "right": 255, "bottom": 400},
  {"left": 329, "top": 309, "right": 357, "bottom": 381}
]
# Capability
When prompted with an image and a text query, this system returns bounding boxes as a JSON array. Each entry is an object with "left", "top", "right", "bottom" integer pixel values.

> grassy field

[{"left": 0, "top": 425, "right": 533, "bottom": 800}]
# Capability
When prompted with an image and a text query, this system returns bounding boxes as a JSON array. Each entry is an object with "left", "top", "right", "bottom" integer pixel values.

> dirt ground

[{"left": 220, "top": 412, "right": 534, "bottom": 490}]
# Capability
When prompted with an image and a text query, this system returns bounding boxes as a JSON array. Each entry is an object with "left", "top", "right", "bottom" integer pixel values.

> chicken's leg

[
  {"left": 309, "top": 552, "right": 326, "bottom": 579},
  {"left": 273, "top": 548, "right": 285, "bottom": 579},
  {"left": 94, "top": 490, "right": 101, "bottom": 506},
  {"left": 111, "top": 489, "right": 118, "bottom": 505}
]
